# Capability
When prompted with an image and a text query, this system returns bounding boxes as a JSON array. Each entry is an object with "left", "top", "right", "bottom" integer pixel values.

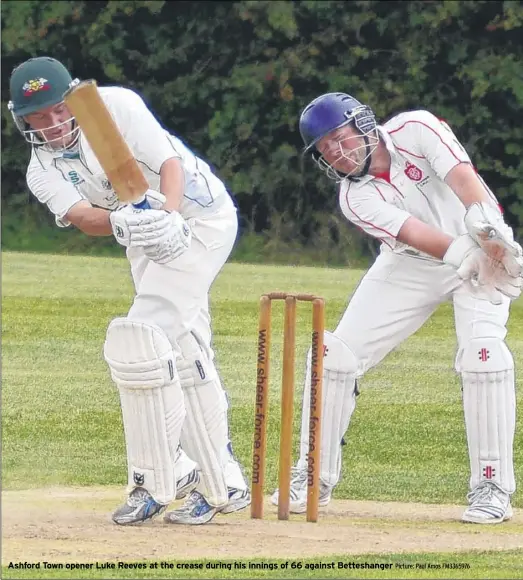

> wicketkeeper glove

[
  {"left": 464, "top": 202, "right": 523, "bottom": 277},
  {"left": 443, "top": 234, "right": 522, "bottom": 305}
]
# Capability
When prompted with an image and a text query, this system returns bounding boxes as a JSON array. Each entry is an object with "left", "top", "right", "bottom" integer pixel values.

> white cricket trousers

[
  {"left": 114, "top": 196, "right": 239, "bottom": 504},
  {"left": 124, "top": 196, "right": 238, "bottom": 356}
]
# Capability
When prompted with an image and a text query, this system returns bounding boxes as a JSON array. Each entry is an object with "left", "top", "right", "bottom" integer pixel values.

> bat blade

[{"left": 63, "top": 79, "right": 148, "bottom": 203}]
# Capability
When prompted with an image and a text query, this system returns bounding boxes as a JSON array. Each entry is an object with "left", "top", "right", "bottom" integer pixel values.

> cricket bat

[{"left": 63, "top": 79, "right": 150, "bottom": 207}]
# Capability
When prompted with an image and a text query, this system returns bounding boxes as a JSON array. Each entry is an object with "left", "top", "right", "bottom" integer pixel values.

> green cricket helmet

[{"left": 8, "top": 56, "right": 80, "bottom": 147}]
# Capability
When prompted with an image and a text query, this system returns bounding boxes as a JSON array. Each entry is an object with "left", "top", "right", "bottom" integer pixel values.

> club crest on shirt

[{"left": 404, "top": 163, "right": 423, "bottom": 181}]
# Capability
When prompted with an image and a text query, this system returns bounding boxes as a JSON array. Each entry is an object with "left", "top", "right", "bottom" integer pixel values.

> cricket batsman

[
  {"left": 271, "top": 92, "right": 522, "bottom": 523},
  {"left": 8, "top": 56, "right": 250, "bottom": 525}
]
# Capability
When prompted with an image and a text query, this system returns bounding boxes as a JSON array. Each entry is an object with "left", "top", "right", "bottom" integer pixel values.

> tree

[{"left": 2, "top": 0, "right": 522, "bottom": 259}]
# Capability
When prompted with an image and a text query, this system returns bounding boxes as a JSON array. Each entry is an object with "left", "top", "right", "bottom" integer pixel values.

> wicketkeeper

[{"left": 271, "top": 92, "right": 522, "bottom": 524}]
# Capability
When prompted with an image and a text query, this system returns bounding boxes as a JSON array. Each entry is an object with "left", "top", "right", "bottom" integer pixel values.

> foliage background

[{"left": 2, "top": 0, "right": 522, "bottom": 265}]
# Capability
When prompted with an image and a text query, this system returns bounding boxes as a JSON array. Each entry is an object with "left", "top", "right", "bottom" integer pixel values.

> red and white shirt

[{"left": 339, "top": 110, "right": 500, "bottom": 259}]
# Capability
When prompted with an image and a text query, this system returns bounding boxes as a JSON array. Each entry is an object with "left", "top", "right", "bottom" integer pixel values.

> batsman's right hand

[
  {"left": 109, "top": 189, "right": 167, "bottom": 247},
  {"left": 109, "top": 204, "right": 142, "bottom": 247}
]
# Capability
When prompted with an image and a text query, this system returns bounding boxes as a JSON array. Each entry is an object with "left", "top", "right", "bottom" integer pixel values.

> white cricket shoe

[
  {"left": 112, "top": 487, "right": 167, "bottom": 525},
  {"left": 462, "top": 481, "right": 513, "bottom": 524},
  {"left": 164, "top": 486, "right": 250, "bottom": 525},
  {"left": 221, "top": 486, "right": 251, "bottom": 514},
  {"left": 164, "top": 490, "right": 222, "bottom": 525},
  {"left": 270, "top": 466, "right": 333, "bottom": 514}
]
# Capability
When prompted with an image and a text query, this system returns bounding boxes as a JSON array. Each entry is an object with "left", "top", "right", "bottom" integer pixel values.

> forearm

[
  {"left": 160, "top": 157, "right": 185, "bottom": 212},
  {"left": 397, "top": 216, "right": 453, "bottom": 260},
  {"left": 66, "top": 204, "right": 112, "bottom": 236},
  {"left": 445, "top": 162, "right": 491, "bottom": 208}
]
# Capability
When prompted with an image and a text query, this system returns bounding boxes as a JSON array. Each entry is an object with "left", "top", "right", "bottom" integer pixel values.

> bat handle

[{"left": 132, "top": 195, "right": 151, "bottom": 210}]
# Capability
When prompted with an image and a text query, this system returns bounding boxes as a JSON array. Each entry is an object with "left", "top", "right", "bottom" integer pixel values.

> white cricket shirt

[
  {"left": 25, "top": 86, "right": 231, "bottom": 227},
  {"left": 339, "top": 110, "right": 500, "bottom": 259}
]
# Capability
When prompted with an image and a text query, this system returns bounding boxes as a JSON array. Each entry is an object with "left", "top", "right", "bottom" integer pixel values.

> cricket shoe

[
  {"left": 462, "top": 481, "right": 513, "bottom": 524},
  {"left": 164, "top": 490, "right": 224, "bottom": 525},
  {"left": 221, "top": 486, "right": 251, "bottom": 514},
  {"left": 112, "top": 487, "right": 167, "bottom": 525},
  {"left": 270, "top": 466, "right": 333, "bottom": 514},
  {"left": 175, "top": 467, "right": 200, "bottom": 500}
]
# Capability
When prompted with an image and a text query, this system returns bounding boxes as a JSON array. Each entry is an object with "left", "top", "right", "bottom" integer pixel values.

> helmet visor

[
  {"left": 23, "top": 115, "right": 80, "bottom": 149},
  {"left": 314, "top": 121, "right": 380, "bottom": 181}
]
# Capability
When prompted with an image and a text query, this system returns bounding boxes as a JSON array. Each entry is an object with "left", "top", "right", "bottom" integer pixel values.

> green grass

[
  {"left": 1, "top": 209, "right": 373, "bottom": 268},
  {"left": 2, "top": 251, "right": 523, "bottom": 579},
  {"left": 3, "top": 251, "right": 522, "bottom": 500}
]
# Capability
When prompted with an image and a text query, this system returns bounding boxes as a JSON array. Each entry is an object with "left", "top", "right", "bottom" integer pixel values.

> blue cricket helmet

[
  {"left": 299, "top": 93, "right": 362, "bottom": 151},
  {"left": 299, "top": 92, "right": 378, "bottom": 180}
]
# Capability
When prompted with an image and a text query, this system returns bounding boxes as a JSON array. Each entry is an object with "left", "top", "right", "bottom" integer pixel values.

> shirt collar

[
  {"left": 32, "top": 140, "right": 81, "bottom": 165},
  {"left": 377, "top": 125, "right": 401, "bottom": 165}
]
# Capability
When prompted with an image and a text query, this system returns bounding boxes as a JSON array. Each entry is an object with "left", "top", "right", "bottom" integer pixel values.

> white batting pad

[
  {"left": 104, "top": 318, "right": 186, "bottom": 504},
  {"left": 298, "top": 331, "right": 358, "bottom": 486},
  {"left": 177, "top": 332, "right": 229, "bottom": 507},
  {"left": 458, "top": 337, "right": 516, "bottom": 494}
]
